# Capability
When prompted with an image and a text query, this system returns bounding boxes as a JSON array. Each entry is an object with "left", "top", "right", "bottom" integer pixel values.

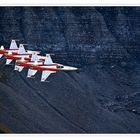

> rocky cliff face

[{"left": 0, "top": 7, "right": 140, "bottom": 133}]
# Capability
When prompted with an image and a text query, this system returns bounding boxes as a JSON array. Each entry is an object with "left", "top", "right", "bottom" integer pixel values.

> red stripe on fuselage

[
  {"left": 5, "top": 55, "right": 31, "bottom": 61},
  {"left": 5, "top": 49, "right": 18, "bottom": 51},
  {"left": 31, "top": 63, "right": 58, "bottom": 67},
  {"left": 0, "top": 50, "right": 5, "bottom": 54},
  {"left": 17, "top": 61, "right": 58, "bottom": 72},
  {"left": 31, "top": 66, "right": 58, "bottom": 71},
  {"left": 17, "top": 62, "right": 32, "bottom": 67},
  {"left": 16, "top": 61, "right": 43, "bottom": 67},
  {"left": 0, "top": 49, "right": 18, "bottom": 54}
]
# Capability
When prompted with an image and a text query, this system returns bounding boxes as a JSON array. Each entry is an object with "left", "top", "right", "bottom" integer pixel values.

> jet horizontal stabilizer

[{"left": 14, "top": 64, "right": 24, "bottom": 72}]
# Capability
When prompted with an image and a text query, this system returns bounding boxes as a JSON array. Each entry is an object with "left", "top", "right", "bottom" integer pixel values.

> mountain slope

[{"left": 0, "top": 7, "right": 140, "bottom": 133}]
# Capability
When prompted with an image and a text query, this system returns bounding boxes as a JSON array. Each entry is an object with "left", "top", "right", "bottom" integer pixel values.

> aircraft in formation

[{"left": 0, "top": 40, "right": 78, "bottom": 82}]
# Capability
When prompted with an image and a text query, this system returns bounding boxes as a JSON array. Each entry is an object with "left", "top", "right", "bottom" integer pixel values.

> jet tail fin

[
  {"left": 0, "top": 45, "right": 4, "bottom": 50},
  {"left": 31, "top": 52, "right": 39, "bottom": 62},
  {"left": 10, "top": 40, "right": 18, "bottom": 50},
  {"left": 18, "top": 44, "right": 26, "bottom": 54},
  {"left": 44, "top": 54, "right": 53, "bottom": 65}
]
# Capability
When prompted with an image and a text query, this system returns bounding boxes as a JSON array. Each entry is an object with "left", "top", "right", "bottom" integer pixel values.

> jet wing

[
  {"left": 6, "top": 59, "right": 13, "bottom": 65},
  {"left": 27, "top": 69, "right": 38, "bottom": 77},
  {"left": 41, "top": 70, "right": 55, "bottom": 82}
]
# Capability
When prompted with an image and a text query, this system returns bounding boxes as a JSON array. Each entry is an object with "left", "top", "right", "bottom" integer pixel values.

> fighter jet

[
  {"left": 0, "top": 40, "right": 19, "bottom": 58},
  {"left": 16, "top": 53, "right": 78, "bottom": 82},
  {"left": 15, "top": 52, "right": 44, "bottom": 72},
  {"left": 4, "top": 43, "right": 41, "bottom": 65}
]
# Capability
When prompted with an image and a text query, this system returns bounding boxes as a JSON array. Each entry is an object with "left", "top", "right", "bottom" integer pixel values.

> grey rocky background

[{"left": 0, "top": 7, "right": 140, "bottom": 133}]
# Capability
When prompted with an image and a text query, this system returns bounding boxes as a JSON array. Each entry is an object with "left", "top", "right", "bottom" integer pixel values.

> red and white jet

[
  {"left": 4, "top": 43, "right": 41, "bottom": 65},
  {"left": 14, "top": 51, "right": 44, "bottom": 72},
  {"left": 16, "top": 53, "right": 78, "bottom": 82},
  {"left": 0, "top": 40, "right": 19, "bottom": 59}
]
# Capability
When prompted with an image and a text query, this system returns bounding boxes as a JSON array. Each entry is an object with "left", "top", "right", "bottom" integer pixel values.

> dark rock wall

[{"left": 0, "top": 7, "right": 140, "bottom": 133}]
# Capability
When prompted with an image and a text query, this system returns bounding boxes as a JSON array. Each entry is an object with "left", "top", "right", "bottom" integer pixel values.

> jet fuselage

[
  {"left": 16, "top": 60, "right": 77, "bottom": 72},
  {"left": 0, "top": 48, "right": 18, "bottom": 55},
  {"left": 4, "top": 53, "right": 31, "bottom": 61}
]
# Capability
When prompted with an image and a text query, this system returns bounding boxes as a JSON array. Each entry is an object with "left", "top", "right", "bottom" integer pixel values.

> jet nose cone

[
  {"left": 72, "top": 67, "right": 78, "bottom": 70},
  {"left": 69, "top": 66, "right": 78, "bottom": 71},
  {"left": 62, "top": 66, "right": 78, "bottom": 71}
]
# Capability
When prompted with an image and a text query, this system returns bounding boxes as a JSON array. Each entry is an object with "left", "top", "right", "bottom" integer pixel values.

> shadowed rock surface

[{"left": 0, "top": 7, "right": 140, "bottom": 133}]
